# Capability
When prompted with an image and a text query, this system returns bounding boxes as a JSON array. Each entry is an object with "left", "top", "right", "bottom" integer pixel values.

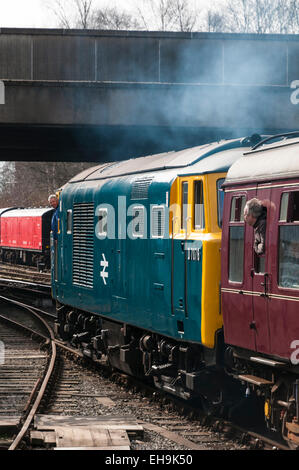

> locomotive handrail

[{"left": 251, "top": 131, "right": 299, "bottom": 151}]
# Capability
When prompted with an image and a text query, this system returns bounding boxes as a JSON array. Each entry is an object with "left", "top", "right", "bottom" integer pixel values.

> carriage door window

[
  {"left": 228, "top": 196, "right": 246, "bottom": 283},
  {"left": 278, "top": 191, "right": 299, "bottom": 289}
]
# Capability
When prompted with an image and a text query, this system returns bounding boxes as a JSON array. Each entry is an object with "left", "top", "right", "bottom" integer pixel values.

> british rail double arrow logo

[{"left": 100, "top": 253, "right": 109, "bottom": 285}]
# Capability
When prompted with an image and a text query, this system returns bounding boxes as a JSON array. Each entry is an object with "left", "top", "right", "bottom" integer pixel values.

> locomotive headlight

[{"left": 264, "top": 398, "right": 271, "bottom": 420}]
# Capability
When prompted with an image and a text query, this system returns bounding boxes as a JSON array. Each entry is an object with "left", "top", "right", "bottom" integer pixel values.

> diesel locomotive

[
  {"left": 52, "top": 132, "right": 299, "bottom": 448},
  {"left": 52, "top": 136, "right": 255, "bottom": 401}
]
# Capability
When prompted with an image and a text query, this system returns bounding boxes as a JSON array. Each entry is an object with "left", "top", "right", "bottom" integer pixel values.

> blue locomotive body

[
  {"left": 52, "top": 138, "right": 256, "bottom": 398},
  {"left": 54, "top": 172, "right": 186, "bottom": 338}
]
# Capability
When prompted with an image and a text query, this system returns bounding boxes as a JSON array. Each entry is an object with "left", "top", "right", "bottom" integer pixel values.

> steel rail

[
  {"left": 8, "top": 308, "right": 56, "bottom": 450},
  {"left": 0, "top": 298, "right": 57, "bottom": 451},
  {"left": 0, "top": 296, "right": 292, "bottom": 451}
]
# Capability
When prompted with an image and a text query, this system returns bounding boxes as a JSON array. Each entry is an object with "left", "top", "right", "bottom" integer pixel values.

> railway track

[
  {"left": 0, "top": 305, "right": 54, "bottom": 450},
  {"left": 0, "top": 262, "right": 51, "bottom": 286},
  {"left": 0, "top": 289, "right": 293, "bottom": 451}
]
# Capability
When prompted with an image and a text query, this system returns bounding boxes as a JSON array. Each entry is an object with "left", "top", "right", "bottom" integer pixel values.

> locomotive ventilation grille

[
  {"left": 131, "top": 176, "right": 154, "bottom": 199},
  {"left": 72, "top": 202, "right": 94, "bottom": 288}
]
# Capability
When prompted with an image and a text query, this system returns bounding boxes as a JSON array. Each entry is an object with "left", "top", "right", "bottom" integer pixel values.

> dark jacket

[
  {"left": 253, "top": 208, "right": 267, "bottom": 255},
  {"left": 51, "top": 208, "right": 58, "bottom": 241}
]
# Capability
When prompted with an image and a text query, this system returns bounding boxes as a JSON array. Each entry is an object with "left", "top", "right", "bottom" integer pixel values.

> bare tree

[
  {"left": 0, "top": 162, "right": 16, "bottom": 207},
  {"left": 214, "top": 0, "right": 299, "bottom": 34},
  {"left": 135, "top": 0, "right": 201, "bottom": 32},
  {"left": 48, "top": 0, "right": 95, "bottom": 29},
  {"left": 275, "top": 0, "right": 299, "bottom": 34},
  {"left": 136, "top": 0, "right": 177, "bottom": 31},
  {"left": 205, "top": 10, "right": 228, "bottom": 32},
  {"left": 48, "top": 0, "right": 141, "bottom": 30},
  {"left": 0, "top": 162, "right": 94, "bottom": 208},
  {"left": 171, "top": 0, "right": 198, "bottom": 32},
  {"left": 74, "top": 0, "right": 94, "bottom": 28},
  {"left": 91, "top": 6, "right": 141, "bottom": 30}
]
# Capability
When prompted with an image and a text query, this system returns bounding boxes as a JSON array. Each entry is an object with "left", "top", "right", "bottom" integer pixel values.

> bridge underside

[
  {"left": 0, "top": 123, "right": 292, "bottom": 163},
  {"left": 1, "top": 30, "right": 299, "bottom": 162},
  {"left": 0, "top": 81, "right": 296, "bottom": 162}
]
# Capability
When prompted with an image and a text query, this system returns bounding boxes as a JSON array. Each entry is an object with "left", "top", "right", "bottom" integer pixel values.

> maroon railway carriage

[
  {"left": 0, "top": 207, "right": 54, "bottom": 269},
  {"left": 221, "top": 133, "right": 299, "bottom": 446}
]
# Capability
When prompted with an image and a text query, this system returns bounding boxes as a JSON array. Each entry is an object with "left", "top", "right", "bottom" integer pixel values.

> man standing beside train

[
  {"left": 244, "top": 198, "right": 267, "bottom": 255},
  {"left": 48, "top": 194, "right": 59, "bottom": 241}
]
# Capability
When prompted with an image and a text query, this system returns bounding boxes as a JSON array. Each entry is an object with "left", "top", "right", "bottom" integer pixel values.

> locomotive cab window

[
  {"left": 278, "top": 191, "right": 299, "bottom": 289},
  {"left": 193, "top": 181, "right": 204, "bottom": 230},
  {"left": 228, "top": 196, "right": 246, "bottom": 283}
]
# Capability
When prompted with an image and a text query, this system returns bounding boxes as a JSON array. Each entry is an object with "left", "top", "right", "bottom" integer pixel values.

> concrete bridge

[{"left": 1, "top": 28, "right": 299, "bottom": 162}]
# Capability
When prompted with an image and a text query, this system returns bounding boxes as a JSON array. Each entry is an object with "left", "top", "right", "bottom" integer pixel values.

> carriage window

[
  {"left": 217, "top": 178, "right": 225, "bottom": 227},
  {"left": 279, "top": 226, "right": 299, "bottom": 289},
  {"left": 67, "top": 210, "right": 72, "bottom": 234},
  {"left": 229, "top": 226, "right": 244, "bottom": 283},
  {"left": 280, "top": 191, "right": 299, "bottom": 222},
  {"left": 279, "top": 193, "right": 289, "bottom": 222},
  {"left": 230, "top": 196, "right": 246, "bottom": 222},
  {"left": 194, "top": 181, "right": 204, "bottom": 230},
  {"left": 181, "top": 182, "right": 188, "bottom": 230},
  {"left": 98, "top": 209, "right": 108, "bottom": 237},
  {"left": 132, "top": 206, "right": 145, "bottom": 238},
  {"left": 279, "top": 191, "right": 299, "bottom": 289}
]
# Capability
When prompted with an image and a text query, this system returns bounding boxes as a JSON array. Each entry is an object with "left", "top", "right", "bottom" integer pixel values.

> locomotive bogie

[{"left": 55, "top": 302, "right": 225, "bottom": 400}]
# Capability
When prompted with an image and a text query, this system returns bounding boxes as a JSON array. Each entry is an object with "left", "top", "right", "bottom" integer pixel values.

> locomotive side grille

[
  {"left": 131, "top": 177, "right": 154, "bottom": 199},
  {"left": 72, "top": 202, "right": 94, "bottom": 288}
]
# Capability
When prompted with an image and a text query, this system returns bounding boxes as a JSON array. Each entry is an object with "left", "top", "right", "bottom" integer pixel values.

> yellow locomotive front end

[{"left": 169, "top": 172, "right": 225, "bottom": 349}]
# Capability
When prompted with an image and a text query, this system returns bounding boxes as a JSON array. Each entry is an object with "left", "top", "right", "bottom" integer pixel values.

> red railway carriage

[
  {"left": 221, "top": 133, "right": 299, "bottom": 446},
  {"left": 0, "top": 208, "right": 54, "bottom": 268}
]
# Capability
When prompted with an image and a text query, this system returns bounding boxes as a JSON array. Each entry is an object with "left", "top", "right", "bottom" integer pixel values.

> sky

[{"left": 0, "top": 0, "right": 222, "bottom": 29}]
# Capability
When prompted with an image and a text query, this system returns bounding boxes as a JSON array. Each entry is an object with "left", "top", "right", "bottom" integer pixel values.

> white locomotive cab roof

[
  {"left": 224, "top": 139, "right": 299, "bottom": 186},
  {"left": 1, "top": 208, "right": 53, "bottom": 218},
  {"left": 67, "top": 139, "right": 244, "bottom": 183}
]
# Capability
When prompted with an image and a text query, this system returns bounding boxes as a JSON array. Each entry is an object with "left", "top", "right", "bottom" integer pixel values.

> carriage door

[
  {"left": 223, "top": 193, "right": 256, "bottom": 351},
  {"left": 249, "top": 187, "right": 272, "bottom": 355},
  {"left": 171, "top": 180, "right": 188, "bottom": 319}
]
